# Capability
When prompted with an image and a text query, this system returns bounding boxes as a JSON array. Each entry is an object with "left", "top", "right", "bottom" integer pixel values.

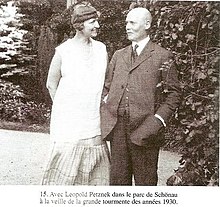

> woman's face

[{"left": 82, "top": 18, "right": 100, "bottom": 38}]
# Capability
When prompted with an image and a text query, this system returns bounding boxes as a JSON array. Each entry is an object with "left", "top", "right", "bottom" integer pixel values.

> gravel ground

[{"left": 0, "top": 129, "right": 181, "bottom": 186}]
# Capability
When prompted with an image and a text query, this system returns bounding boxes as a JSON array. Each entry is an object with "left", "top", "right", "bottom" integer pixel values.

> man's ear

[{"left": 145, "top": 20, "right": 151, "bottom": 30}]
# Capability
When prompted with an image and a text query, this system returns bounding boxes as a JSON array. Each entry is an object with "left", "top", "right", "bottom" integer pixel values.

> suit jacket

[{"left": 101, "top": 41, "right": 181, "bottom": 146}]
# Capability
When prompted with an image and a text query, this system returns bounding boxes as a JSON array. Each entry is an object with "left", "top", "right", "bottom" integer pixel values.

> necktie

[{"left": 132, "top": 44, "right": 139, "bottom": 63}]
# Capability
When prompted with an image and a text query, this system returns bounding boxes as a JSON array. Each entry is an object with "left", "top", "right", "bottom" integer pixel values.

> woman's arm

[{"left": 46, "top": 51, "right": 62, "bottom": 101}]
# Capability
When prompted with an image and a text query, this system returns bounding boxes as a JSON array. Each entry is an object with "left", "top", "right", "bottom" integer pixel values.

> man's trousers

[{"left": 110, "top": 111, "right": 160, "bottom": 186}]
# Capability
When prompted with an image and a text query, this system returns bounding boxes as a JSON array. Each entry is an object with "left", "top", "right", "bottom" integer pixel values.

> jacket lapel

[
  {"left": 121, "top": 45, "right": 132, "bottom": 72},
  {"left": 120, "top": 41, "right": 155, "bottom": 72},
  {"left": 130, "top": 41, "right": 155, "bottom": 72}
]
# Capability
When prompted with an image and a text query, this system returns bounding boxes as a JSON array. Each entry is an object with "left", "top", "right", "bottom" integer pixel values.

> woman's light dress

[{"left": 42, "top": 38, "right": 110, "bottom": 185}]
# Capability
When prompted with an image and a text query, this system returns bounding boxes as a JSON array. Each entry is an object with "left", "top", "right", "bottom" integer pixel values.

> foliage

[
  {"left": 92, "top": 0, "right": 130, "bottom": 57},
  {"left": 0, "top": 1, "right": 28, "bottom": 72},
  {"left": 145, "top": 0, "right": 219, "bottom": 186},
  {"left": 18, "top": 0, "right": 66, "bottom": 103},
  {"left": 0, "top": 1, "right": 50, "bottom": 125},
  {"left": 0, "top": 79, "right": 50, "bottom": 124},
  {"left": 41, "top": 0, "right": 130, "bottom": 56},
  {"left": 0, "top": 1, "right": 37, "bottom": 92}
]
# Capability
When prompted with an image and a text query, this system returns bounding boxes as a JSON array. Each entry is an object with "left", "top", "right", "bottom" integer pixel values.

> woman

[{"left": 42, "top": 2, "right": 110, "bottom": 185}]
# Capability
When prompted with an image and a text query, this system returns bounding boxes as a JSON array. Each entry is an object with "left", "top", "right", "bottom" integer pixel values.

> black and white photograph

[{"left": 0, "top": 0, "right": 219, "bottom": 206}]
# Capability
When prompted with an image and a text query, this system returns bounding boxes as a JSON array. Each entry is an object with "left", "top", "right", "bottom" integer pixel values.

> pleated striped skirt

[{"left": 42, "top": 135, "right": 110, "bottom": 185}]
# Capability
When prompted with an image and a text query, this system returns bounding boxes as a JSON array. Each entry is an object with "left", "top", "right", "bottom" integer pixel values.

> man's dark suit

[{"left": 101, "top": 40, "right": 181, "bottom": 185}]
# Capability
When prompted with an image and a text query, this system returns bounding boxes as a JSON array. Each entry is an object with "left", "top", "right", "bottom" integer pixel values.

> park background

[{"left": 0, "top": 0, "right": 219, "bottom": 186}]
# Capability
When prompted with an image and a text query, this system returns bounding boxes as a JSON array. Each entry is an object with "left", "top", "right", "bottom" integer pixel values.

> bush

[
  {"left": 0, "top": 79, "right": 50, "bottom": 124},
  {"left": 147, "top": 1, "right": 219, "bottom": 186}
]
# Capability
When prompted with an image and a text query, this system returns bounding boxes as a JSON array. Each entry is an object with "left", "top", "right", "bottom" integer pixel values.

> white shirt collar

[{"left": 132, "top": 36, "right": 150, "bottom": 56}]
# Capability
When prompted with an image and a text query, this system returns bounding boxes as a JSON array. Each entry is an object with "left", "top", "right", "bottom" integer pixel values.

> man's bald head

[
  {"left": 127, "top": 7, "right": 152, "bottom": 25},
  {"left": 126, "top": 7, "right": 152, "bottom": 42}
]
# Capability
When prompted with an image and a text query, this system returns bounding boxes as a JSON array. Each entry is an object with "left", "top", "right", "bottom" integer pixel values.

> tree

[
  {"left": 0, "top": 1, "right": 28, "bottom": 76},
  {"left": 0, "top": 1, "right": 50, "bottom": 125}
]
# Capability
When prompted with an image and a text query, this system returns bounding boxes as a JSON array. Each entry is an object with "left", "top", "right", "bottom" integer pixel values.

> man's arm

[
  {"left": 131, "top": 52, "right": 181, "bottom": 145},
  {"left": 155, "top": 53, "right": 181, "bottom": 124},
  {"left": 101, "top": 51, "right": 118, "bottom": 102}
]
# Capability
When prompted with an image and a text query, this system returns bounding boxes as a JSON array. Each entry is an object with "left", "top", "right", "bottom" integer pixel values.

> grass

[{"left": 0, "top": 119, "right": 49, "bottom": 133}]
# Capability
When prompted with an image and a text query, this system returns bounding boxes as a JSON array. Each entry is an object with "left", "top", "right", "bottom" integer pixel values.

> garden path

[{"left": 0, "top": 129, "right": 181, "bottom": 185}]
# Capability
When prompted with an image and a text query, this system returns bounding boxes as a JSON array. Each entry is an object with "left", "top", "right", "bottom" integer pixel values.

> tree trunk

[{"left": 37, "top": 25, "right": 58, "bottom": 104}]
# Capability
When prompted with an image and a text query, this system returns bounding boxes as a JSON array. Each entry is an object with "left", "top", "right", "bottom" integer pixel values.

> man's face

[
  {"left": 126, "top": 10, "right": 149, "bottom": 42},
  {"left": 82, "top": 18, "right": 100, "bottom": 38}
]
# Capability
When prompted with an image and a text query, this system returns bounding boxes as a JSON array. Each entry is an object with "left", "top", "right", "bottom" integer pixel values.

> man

[{"left": 101, "top": 7, "right": 181, "bottom": 185}]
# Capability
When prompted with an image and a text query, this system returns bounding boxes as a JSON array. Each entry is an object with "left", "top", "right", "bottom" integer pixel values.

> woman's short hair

[{"left": 71, "top": 2, "right": 98, "bottom": 31}]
